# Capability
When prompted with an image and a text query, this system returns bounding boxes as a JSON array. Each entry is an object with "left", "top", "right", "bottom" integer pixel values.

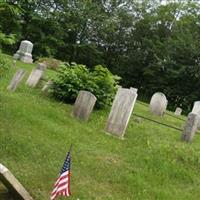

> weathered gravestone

[
  {"left": 26, "top": 69, "right": 43, "bottom": 87},
  {"left": 42, "top": 80, "right": 53, "bottom": 94},
  {"left": 36, "top": 63, "right": 46, "bottom": 71},
  {"left": 105, "top": 88, "right": 138, "bottom": 138},
  {"left": 192, "top": 101, "right": 200, "bottom": 115},
  {"left": 0, "top": 164, "right": 33, "bottom": 200},
  {"left": 181, "top": 113, "right": 199, "bottom": 142},
  {"left": 130, "top": 87, "right": 138, "bottom": 93},
  {"left": 174, "top": 107, "right": 182, "bottom": 116},
  {"left": 149, "top": 92, "right": 167, "bottom": 116},
  {"left": 7, "top": 69, "right": 25, "bottom": 91},
  {"left": 72, "top": 91, "right": 97, "bottom": 121},
  {"left": 13, "top": 40, "right": 33, "bottom": 63}
]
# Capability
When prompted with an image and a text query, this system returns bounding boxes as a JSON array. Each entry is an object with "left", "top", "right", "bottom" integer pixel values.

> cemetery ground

[{"left": 1, "top": 55, "right": 200, "bottom": 200}]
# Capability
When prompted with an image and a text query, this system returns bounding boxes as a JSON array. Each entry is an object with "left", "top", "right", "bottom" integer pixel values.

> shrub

[
  {"left": 36, "top": 57, "right": 62, "bottom": 70},
  {"left": 52, "top": 63, "right": 120, "bottom": 109},
  {"left": 0, "top": 52, "right": 9, "bottom": 77}
]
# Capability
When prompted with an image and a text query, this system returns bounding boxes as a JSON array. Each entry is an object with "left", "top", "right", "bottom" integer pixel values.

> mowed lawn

[{"left": 1, "top": 55, "right": 200, "bottom": 200}]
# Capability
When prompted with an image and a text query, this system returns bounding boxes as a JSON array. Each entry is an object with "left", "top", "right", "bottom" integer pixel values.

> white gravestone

[
  {"left": 192, "top": 101, "right": 200, "bottom": 115},
  {"left": 0, "top": 164, "right": 33, "bottom": 200},
  {"left": 26, "top": 69, "right": 43, "bottom": 87},
  {"left": 105, "top": 88, "right": 138, "bottom": 138},
  {"left": 42, "top": 80, "right": 53, "bottom": 94},
  {"left": 149, "top": 92, "right": 167, "bottom": 116},
  {"left": 7, "top": 69, "right": 25, "bottom": 91},
  {"left": 181, "top": 113, "right": 199, "bottom": 142},
  {"left": 13, "top": 40, "right": 33, "bottom": 63},
  {"left": 36, "top": 63, "right": 46, "bottom": 71},
  {"left": 130, "top": 87, "right": 138, "bottom": 93},
  {"left": 72, "top": 91, "right": 97, "bottom": 121},
  {"left": 174, "top": 107, "right": 182, "bottom": 115}
]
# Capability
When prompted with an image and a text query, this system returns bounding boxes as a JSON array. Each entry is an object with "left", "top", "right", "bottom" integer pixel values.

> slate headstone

[
  {"left": 7, "top": 69, "right": 25, "bottom": 91},
  {"left": 105, "top": 88, "right": 138, "bottom": 138},
  {"left": 72, "top": 91, "right": 97, "bottom": 121},
  {"left": 13, "top": 40, "right": 33, "bottom": 63},
  {"left": 149, "top": 92, "right": 167, "bottom": 116}
]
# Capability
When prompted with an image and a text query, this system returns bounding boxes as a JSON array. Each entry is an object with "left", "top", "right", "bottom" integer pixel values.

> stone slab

[
  {"left": 42, "top": 80, "right": 53, "bottom": 94},
  {"left": 7, "top": 69, "right": 25, "bottom": 91},
  {"left": 26, "top": 69, "right": 43, "bottom": 87},
  {"left": 174, "top": 107, "right": 182, "bottom": 115},
  {"left": 149, "top": 92, "right": 167, "bottom": 116},
  {"left": 72, "top": 91, "right": 97, "bottom": 121},
  {"left": 0, "top": 164, "right": 33, "bottom": 200},
  {"left": 181, "top": 113, "right": 199, "bottom": 142},
  {"left": 105, "top": 88, "right": 138, "bottom": 138}
]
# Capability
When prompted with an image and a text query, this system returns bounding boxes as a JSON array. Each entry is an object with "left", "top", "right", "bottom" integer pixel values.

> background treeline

[{"left": 1, "top": 0, "right": 200, "bottom": 112}]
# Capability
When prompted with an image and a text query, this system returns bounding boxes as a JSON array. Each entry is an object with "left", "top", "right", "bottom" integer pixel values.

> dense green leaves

[
  {"left": 1, "top": 0, "right": 200, "bottom": 111},
  {"left": 52, "top": 63, "right": 120, "bottom": 108}
]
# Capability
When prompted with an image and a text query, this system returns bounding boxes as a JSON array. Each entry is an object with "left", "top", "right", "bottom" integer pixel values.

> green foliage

[
  {"left": 0, "top": 52, "right": 9, "bottom": 77},
  {"left": 52, "top": 63, "right": 120, "bottom": 108},
  {"left": 36, "top": 57, "right": 62, "bottom": 71}
]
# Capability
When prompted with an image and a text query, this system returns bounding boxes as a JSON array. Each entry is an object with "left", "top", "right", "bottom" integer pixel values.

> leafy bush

[
  {"left": 52, "top": 63, "right": 120, "bottom": 108},
  {"left": 36, "top": 57, "right": 62, "bottom": 70},
  {"left": 0, "top": 52, "right": 9, "bottom": 77}
]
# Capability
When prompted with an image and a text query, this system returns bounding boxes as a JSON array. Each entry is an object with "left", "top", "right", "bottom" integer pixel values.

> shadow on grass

[{"left": 0, "top": 184, "right": 15, "bottom": 200}]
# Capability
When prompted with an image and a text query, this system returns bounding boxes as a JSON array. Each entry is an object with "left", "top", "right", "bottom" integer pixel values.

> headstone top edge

[{"left": 0, "top": 164, "right": 9, "bottom": 173}]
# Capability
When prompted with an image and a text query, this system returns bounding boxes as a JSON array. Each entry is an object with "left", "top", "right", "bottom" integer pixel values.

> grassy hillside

[{"left": 1, "top": 55, "right": 200, "bottom": 200}]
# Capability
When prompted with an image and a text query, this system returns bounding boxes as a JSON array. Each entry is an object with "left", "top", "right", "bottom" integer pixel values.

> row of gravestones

[
  {"left": 10, "top": 39, "right": 200, "bottom": 142},
  {"left": 7, "top": 67, "right": 193, "bottom": 142}
]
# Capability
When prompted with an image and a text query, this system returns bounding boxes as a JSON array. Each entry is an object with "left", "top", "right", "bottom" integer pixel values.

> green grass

[{"left": 1, "top": 55, "right": 200, "bottom": 200}]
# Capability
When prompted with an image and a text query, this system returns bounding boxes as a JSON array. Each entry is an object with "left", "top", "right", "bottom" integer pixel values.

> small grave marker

[
  {"left": 26, "top": 69, "right": 43, "bottom": 87},
  {"left": 181, "top": 113, "right": 199, "bottom": 142},
  {"left": 72, "top": 91, "right": 97, "bottom": 121},
  {"left": 149, "top": 92, "right": 167, "bottom": 116},
  {"left": 174, "top": 107, "right": 182, "bottom": 116},
  {"left": 7, "top": 69, "right": 25, "bottom": 91}
]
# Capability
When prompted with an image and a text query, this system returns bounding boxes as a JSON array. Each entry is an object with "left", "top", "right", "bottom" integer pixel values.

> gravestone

[
  {"left": 181, "top": 113, "right": 199, "bottom": 142},
  {"left": 36, "top": 63, "right": 46, "bottom": 71},
  {"left": 105, "top": 88, "right": 138, "bottom": 138},
  {"left": 192, "top": 101, "right": 200, "bottom": 115},
  {"left": 42, "top": 80, "right": 53, "bottom": 94},
  {"left": 130, "top": 87, "right": 138, "bottom": 93},
  {"left": 149, "top": 92, "right": 167, "bottom": 116},
  {"left": 26, "top": 69, "right": 43, "bottom": 87},
  {"left": 7, "top": 69, "right": 25, "bottom": 91},
  {"left": 0, "top": 164, "right": 33, "bottom": 200},
  {"left": 72, "top": 91, "right": 97, "bottom": 121},
  {"left": 13, "top": 40, "right": 33, "bottom": 63},
  {"left": 174, "top": 107, "right": 182, "bottom": 116}
]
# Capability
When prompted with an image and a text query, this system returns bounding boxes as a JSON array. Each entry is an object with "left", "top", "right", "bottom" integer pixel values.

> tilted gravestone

[
  {"left": 7, "top": 69, "right": 25, "bottom": 91},
  {"left": 181, "top": 113, "right": 199, "bottom": 142},
  {"left": 192, "top": 101, "right": 200, "bottom": 115},
  {"left": 130, "top": 87, "right": 138, "bottom": 93},
  {"left": 105, "top": 88, "right": 138, "bottom": 138},
  {"left": 26, "top": 69, "right": 43, "bottom": 87},
  {"left": 13, "top": 40, "right": 33, "bottom": 63},
  {"left": 72, "top": 91, "right": 97, "bottom": 121},
  {"left": 174, "top": 107, "right": 182, "bottom": 116},
  {"left": 0, "top": 164, "right": 33, "bottom": 200},
  {"left": 42, "top": 80, "right": 53, "bottom": 94},
  {"left": 36, "top": 63, "right": 46, "bottom": 71},
  {"left": 149, "top": 92, "right": 167, "bottom": 116}
]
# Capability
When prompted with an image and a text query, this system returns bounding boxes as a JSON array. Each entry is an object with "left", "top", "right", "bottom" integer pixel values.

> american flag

[{"left": 50, "top": 151, "right": 71, "bottom": 200}]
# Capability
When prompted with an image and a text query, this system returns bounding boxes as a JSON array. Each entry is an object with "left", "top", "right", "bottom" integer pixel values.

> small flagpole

[{"left": 69, "top": 144, "right": 73, "bottom": 153}]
